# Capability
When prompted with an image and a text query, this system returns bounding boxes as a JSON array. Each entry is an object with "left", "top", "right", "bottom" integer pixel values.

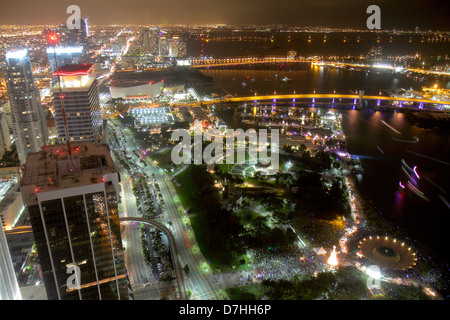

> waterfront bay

[{"left": 203, "top": 67, "right": 450, "bottom": 266}]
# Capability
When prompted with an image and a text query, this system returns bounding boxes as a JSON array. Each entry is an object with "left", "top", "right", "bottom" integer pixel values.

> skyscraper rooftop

[
  {"left": 21, "top": 142, "right": 116, "bottom": 207},
  {"left": 52, "top": 63, "right": 94, "bottom": 77}
]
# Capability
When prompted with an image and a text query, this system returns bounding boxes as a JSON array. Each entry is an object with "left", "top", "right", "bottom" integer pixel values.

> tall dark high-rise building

[
  {"left": 367, "top": 45, "right": 383, "bottom": 64},
  {"left": 144, "top": 28, "right": 160, "bottom": 55},
  {"left": 2, "top": 49, "right": 48, "bottom": 164},
  {"left": 20, "top": 142, "right": 131, "bottom": 300}
]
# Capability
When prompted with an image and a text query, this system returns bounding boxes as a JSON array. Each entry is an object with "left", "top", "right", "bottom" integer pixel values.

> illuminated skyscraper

[
  {"left": 44, "top": 17, "right": 90, "bottom": 62},
  {"left": 2, "top": 49, "right": 48, "bottom": 165},
  {"left": 158, "top": 35, "right": 186, "bottom": 58},
  {"left": 51, "top": 64, "right": 102, "bottom": 143},
  {"left": 20, "top": 142, "right": 131, "bottom": 300},
  {"left": 367, "top": 45, "right": 383, "bottom": 64},
  {"left": 46, "top": 46, "right": 84, "bottom": 74},
  {"left": 144, "top": 28, "right": 160, "bottom": 55},
  {"left": 0, "top": 112, "right": 12, "bottom": 158}
]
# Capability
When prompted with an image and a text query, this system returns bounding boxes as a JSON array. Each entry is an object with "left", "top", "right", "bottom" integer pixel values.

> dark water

[
  {"left": 187, "top": 32, "right": 450, "bottom": 57},
  {"left": 203, "top": 67, "right": 450, "bottom": 264},
  {"left": 200, "top": 68, "right": 450, "bottom": 97},
  {"left": 188, "top": 34, "right": 450, "bottom": 264},
  {"left": 341, "top": 109, "right": 450, "bottom": 263}
]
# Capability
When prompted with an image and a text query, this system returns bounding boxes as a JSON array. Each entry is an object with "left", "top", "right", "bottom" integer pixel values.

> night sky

[{"left": 0, "top": 0, "right": 449, "bottom": 30}]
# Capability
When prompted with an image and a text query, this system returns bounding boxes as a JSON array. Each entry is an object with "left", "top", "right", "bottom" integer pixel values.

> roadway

[
  {"left": 111, "top": 136, "right": 163, "bottom": 299},
  {"left": 119, "top": 179, "right": 162, "bottom": 299},
  {"left": 109, "top": 120, "right": 221, "bottom": 300},
  {"left": 119, "top": 217, "right": 187, "bottom": 300}
]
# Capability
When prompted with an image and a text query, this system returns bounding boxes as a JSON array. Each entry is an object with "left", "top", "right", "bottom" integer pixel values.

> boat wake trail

[
  {"left": 406, "top": 149, "right": 450, "bottom": 166},
  {"left": 392, "top": 136, "right": 419, "bottom": 143},
  {"left": 381, "top": 120, "right": 401, "bottom": 134}
]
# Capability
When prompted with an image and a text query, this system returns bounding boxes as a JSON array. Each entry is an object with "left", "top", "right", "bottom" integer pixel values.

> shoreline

[
  {"left": 340, "top": 141, "right": 449, "bottom": 299},
  {"left": 215, "top": 105, "right": 449, "bottom": 299}
]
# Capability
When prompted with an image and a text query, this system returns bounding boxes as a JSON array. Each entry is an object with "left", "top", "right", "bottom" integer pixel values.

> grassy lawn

[
  {"left": 226, "top": 283, "right": 263, "bottom": 300},
  {"left": 215, "top": 163, "right": 235, "bottom": 173},
  {"left": 173, "top": 165, "right": 196, "bottom": 210},
  {"left": 149, "top": 148, "right": 184, "bottom": 175},
  {"left": 174, "top": 165, "right": 251, "bottom": 272},
  {"left": 173, "top": 166, "right": 222, "bottom": 269}
]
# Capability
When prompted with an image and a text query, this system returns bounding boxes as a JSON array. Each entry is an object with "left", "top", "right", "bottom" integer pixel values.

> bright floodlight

[
  {"left": 327, "top": 246, "right": 339, "bottom": 267},
  {"left": 6, "top": 49, "right": 28, "bottom": 60},
  {"left": 46, "top": 46, "right": 83, "bottom": 54},
  {"left": 366, "top": 265, "right": 381, "bottom": 279}
]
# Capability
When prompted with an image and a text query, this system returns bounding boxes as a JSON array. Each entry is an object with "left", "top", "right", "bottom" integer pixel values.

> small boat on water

[{"left": 281, "top": 77, "right": 292, "bottom": 82}]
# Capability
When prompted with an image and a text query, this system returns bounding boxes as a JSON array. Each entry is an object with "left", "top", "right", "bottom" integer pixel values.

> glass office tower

[{"left": 21, "top": 142, "right": 130, "bottom": 300}]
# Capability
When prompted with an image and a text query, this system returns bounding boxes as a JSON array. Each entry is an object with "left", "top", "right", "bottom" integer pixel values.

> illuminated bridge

[
  {"left": 189, "top": 56, "right": 450, "bottom": 77},
  {"left": 201, "top": 93, "right": 450, "bottom": 110},
  {"left": 190, "top": 56, "right": 310, "bottom": 68}
]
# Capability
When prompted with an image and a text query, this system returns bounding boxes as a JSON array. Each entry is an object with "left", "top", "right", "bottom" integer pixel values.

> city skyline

[
  {"left": 0, "top": 0, "right": 449, "bottom": 306},
  {"left": 0, "top": 0, "right": 449, "bottom": 30}
]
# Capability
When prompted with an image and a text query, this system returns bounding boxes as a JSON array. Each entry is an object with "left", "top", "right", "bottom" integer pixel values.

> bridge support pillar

[{"left": 358, "top": 90, "right": 365, "bottom": 107}]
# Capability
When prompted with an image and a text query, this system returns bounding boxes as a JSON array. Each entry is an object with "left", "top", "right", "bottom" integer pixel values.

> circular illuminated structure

[{"left": 357, "top": 236, "right": 417, "bottom": 270}]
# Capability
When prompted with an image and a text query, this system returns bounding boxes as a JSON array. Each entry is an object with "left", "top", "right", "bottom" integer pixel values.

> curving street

[{"left": 109, "top": 119, "right": 222, "bottom": 300}]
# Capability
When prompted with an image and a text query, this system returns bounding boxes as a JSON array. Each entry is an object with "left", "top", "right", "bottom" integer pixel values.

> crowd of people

[{"left": 248, "top": 249, "right": 329, "bottom": 281}]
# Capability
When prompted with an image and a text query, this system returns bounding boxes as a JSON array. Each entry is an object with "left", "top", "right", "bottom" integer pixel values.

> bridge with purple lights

[{"left": 201, "top": 93, "right": 450, "bottom": 111}]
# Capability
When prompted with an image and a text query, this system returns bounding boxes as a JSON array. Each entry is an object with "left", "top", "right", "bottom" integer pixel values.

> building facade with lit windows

[
  {"left": 144, "top": 27, "right": 160, "bottom": 55},
  {"left": 20, "top": 142, "right": 131, "bottom": 300},
  {"left": 158, "top": 35, "right": 187, "bottom": 57},
  {"left": 46, "top": 46, "right": 84, "bottom": 75},
  {"left": 0, "top": 112, "right": 12, "bottom": 158},
  {"left": 51, "top": 64, "right": 102, "bottom": 144},
  {"left": 2, "top": 49, "right": 48, "bottom": 165}
]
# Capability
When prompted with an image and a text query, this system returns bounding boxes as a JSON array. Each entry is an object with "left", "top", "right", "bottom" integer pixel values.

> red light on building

[
  {"left": 52, "top": 64, "right": 94, "bottom": 77},
  {"left": 47, "top": 32, "right": 59, "bottom": 45}
]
